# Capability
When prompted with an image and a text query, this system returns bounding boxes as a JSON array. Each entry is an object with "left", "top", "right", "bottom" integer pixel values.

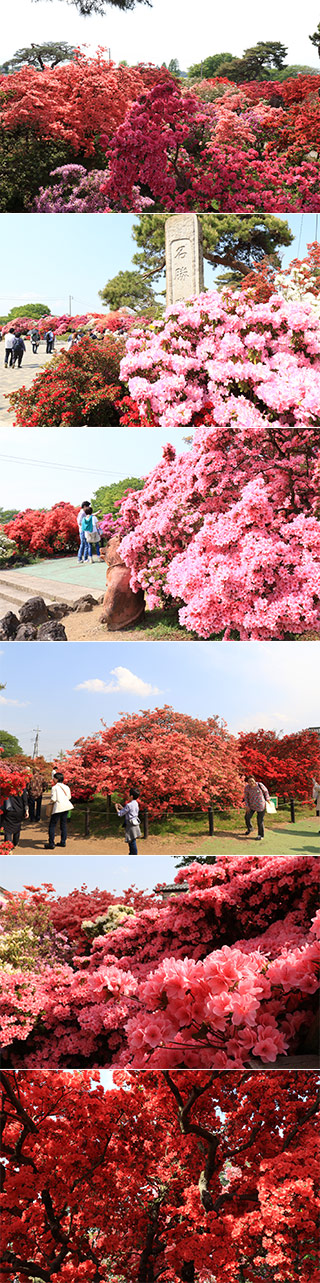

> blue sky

[
  {"left": 2, "top": 0, "right": 319, "bottom": 71},
  {"left": 0, "top": 640, "right": 318, "bottom": 758},
  {"left": 0, "top": 214, "right": 318, "bottom": 318},
  {"left": 3, "top": 852, "right": 177, "bottom": 894},
  {"left": 0, "top": 427, "right": 188, "bottom": 508}
]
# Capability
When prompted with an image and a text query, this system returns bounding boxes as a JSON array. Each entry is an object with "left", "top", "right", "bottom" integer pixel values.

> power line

[
  {"left": 297, "top": 213, "right": 304, "bottom": 259},
  {"left": 0, "top": 454, "right": 139, "bottom": 480}
]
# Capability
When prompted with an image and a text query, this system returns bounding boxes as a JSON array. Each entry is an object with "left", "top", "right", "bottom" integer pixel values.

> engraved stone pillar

[{"left": 165, "top": 213, "right": 204, "bottom": 306}]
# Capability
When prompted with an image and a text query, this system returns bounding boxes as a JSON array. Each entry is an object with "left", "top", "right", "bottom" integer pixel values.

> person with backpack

[
  {"left": 1, "top": 789, "right": 29, "bottom": 847},
  {"left": 244, "top": 776, "right": 271, "bottom": 840},
  {"left": 81, "top": 505, "right": 101, "bottom": 563},
  {"left": 31, "top": 328, "right": 40, "bottom": 354},
  {"left": 12, "top": 334, "right": 26, "bottom": 369},
  {"left": 77, "top": 500, "right": 90, "bottom": 563},
  {"left": 116, "top": 788, "right": 141, "bottom": 854},
  {"left": 44, "top": 771, "right": 73, "bottom": 849}
]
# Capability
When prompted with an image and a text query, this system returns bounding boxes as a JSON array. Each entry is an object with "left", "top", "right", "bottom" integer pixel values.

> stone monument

[
  {"left": 100, "top": 535, "right": 145, "bottom": 631},
  {"left": 165, "top": 213, "right": 204, "bottom": 306}
]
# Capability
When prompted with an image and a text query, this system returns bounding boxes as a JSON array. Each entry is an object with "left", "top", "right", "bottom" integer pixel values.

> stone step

[{"left": 0, "top": 570, "right": 103, "bottom": 614}]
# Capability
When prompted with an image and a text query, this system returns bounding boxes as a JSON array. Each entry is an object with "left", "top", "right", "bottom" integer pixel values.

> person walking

[
  {"left": 28, "top": 767, "right": 45, "bottom": 823},
  {"left": 12, "top": 334, "right": 26, "bottom": 369},
  {"left": 244, "top": 775, "right": 270, "bottom": 840},
  {"left": 44, "top": 771, "right": 73, "bottom": 849},
  {"left": 4, "top": 329, "right": 15, "bottom": 367},
  {"left": 116, "top": 788, "right": 141, "bottom": 854},
  {"left": 31, "top": 328, "right": 40, "bottom": 354},
  {"left": 1, "top": 789, "right": 29, "bottom": 847},
  {"left": 46, "top": 330, "right": 54, "bottom": 354},
  {"left": 77, "top": 500, "right": 90, "bottom": 563}
]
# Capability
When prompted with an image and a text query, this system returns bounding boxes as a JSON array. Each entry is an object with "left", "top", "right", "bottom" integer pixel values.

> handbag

[{"left": 265, "top": 799, "right": 276, "bottom": 814}]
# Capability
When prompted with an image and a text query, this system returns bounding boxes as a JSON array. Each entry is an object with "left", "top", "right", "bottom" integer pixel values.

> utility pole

[
  {"left": 32, "top": 727, "right": 41, "bottom": 759},
  {"left": 69, "top": 295, "right": 73, "bottom": 317}
]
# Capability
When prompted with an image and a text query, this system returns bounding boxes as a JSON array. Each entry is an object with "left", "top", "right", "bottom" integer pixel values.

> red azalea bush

[
  {"left": 1, "top": 309, "right": 138, "bottom": 338},
  {"left": 7, "top": 336, "right": 127, "bottom": 425},
  {"left": 0, "top": 855, "right": 318, "bottom": 1067},
  {"left": 56, "top": 705, "right": 245, "bottom": 817},
  {"left": 102, "top": 75, "right": 320, "bottom": 211},
  {"left": 4, "top": 502, "right": 79, "bottom": 557},
  {"left": 1, "top": 1069, "right": 319, "bottom": 1283},
  {"left": 0, "top": 750, "right": 30, "bottom": 805},
  {"left": 117, "top": 425, "right": 320, "bottom": 640},
  {"left": 239, "top": 729, "right": 320, "bottom": 800}
]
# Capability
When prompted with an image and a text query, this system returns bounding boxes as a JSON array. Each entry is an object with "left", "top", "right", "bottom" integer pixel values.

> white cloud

[
  {"left": 75, "top": 667, "right": 160, "bottom": 697},
  {"left": 0, "top": 694, "right": 29, "bottom": 707}
]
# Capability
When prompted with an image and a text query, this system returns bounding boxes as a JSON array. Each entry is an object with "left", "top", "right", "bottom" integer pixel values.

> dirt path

[
  {"left": 11, "top": 816, "right": 319, "bottom": 855},
  {"left": 0, "top": 343, "right": 65, "bottom": 425},
  {"left": 63, "top": 604, "right": 167, "bottom": 642}
]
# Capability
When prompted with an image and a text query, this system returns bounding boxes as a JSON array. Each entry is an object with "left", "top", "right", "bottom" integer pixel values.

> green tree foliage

[
  {"left": 6, "top": 304, "right": 50, "bottom": 321},
  {"left": 188, "top": 53, "right": 234, "bottom": 79},
  {"left": 91, "top": 477, "right": 144, "bottom": 516},
  {"left": 0, "top": 731, "right": 23, "bottom": 757},
  {"left": 0, "top": 509, "right": 19, "bottom": 524},
  {"left": 190, "top": 41, "right": 288, "bottom": 83},
  {"left": 167, "top": 58, "right": 181, "bottom": 76},
  {"left": 130, "top": 213, "right": 294, "bottom": 291},
  {"left": 33, "top": 0, "right": 149, "bottom": 12},
  {"left": 0, "top": 43, "right": 76, "bottom": 74},
  {"left": 99, "top": 269, "right": 161, "bottom": 316},
  {"left": 310, "top": 22, "right": 320, "bottom": 57}
]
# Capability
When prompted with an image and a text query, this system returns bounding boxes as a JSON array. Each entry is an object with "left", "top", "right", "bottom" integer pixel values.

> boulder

[
  {"left": 15, "top": 624, "right": 37, "bottom": 640},
  {"left": 47, "top": 602, "right": 70, "bottom": 620},
  {"left": 0, "top": 611, "right": 19, "bottom": 640},
  {"left": 19, "top": 596, "right": 49, "bottom": 626},
  {"left": 37, "top": 621, "right": 68, "bottom": 641},
  {"left": 100, "top": 535, "right": 145, "bottom": 630},
  {"left": 71, "top": 595, "right": 97, "bottom": 613}
]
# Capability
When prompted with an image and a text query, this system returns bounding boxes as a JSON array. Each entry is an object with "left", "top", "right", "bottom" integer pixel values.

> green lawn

[{"left": 69, "top": 798, "right": 319, "bottom": 855}]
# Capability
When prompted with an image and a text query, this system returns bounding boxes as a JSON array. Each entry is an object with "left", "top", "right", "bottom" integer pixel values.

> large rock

[
  {"left": 37, "top": 621, "right": 67, "bottom": 640},
  {"left": 47, "top": 602, "right": 71, "bottom": 620},
  {"left": 19, "top": 596, "right": 49, "bottom": 626},
  {"left": 100, "top": 535, "right": 145, "bottom": 630},
  {"left": 0, "top": 611, "right": 19, "bottom": 639},
  {"left": 15, "top": 624, "right": 37, "bottom": 640},
  {"left": 71, "top": 595, "right": 97, "bottom": 613}
]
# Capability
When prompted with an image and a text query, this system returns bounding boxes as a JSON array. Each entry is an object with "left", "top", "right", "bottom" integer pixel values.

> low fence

[{"left": 60, "top": 796, "right": 301, "bottom": 839}]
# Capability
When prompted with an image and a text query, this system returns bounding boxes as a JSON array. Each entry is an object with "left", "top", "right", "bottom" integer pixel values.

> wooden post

[
  {"left": 84, "top": 804, "right": 90, "bottom": 837},
  {"left": 208, "top": 806, "right": 214, "bottom": 836},
  {"left": 143, "top": 808, "right": 149, "bottom": 840},
  {"left": 290, "top": 798, "right": 295, "bottom": 823}
]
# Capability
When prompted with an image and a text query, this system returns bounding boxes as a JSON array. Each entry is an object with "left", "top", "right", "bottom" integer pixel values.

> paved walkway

[
  {"left": 0, "top": 343, "right": 63, "bottom": 424},
  {"left": 0, "top": 556, "right": 106, "bottom": 615}
]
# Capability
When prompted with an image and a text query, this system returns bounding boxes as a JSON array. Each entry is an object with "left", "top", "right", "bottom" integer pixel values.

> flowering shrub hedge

[
  {"left": 0, "top": 855, "right": 318, "bottom": 1068},
  {"left": 1, "top": 308, "right": 137, "bottom": 338},
  {"left": 239, "top": 729, "right": 320, "bottom": 799},
  {"left": 103, "top": 75, "right": 320, "bottom": 211},
  {"left": 7, "top": 336, "right": 127, "bottom": 426},
  {"left": 4, "top": 502, "right": 79, "bottom": 557},
  {"left": 0, "top": 751, "right": 30, "bottom": 806},
  {"left": 1, "top": 1069, "right": 319, "bottom": 1283}
]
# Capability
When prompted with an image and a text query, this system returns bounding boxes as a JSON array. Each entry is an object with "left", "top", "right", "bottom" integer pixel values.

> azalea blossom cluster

[
  {"left": 116, "top": 417, "right": 320, "bottom": 639},
  {"left": 8, "top": 335, "right": 126, "bottom": 426},
  {"left": 4, "top": 502, "right": 80, "bottom": 558},
  {"left": 1, "top": 309, "right": 135, "bottom": 338},
  {"left": 2, "top": 1070, "right": 318, "bottom": 1283},
  {"left": 0, "top": 750, "right": 30, "bottom": 806},
  {"left": 0, "top": 855, "right": 318, "bottom": 1068},
  {"left": 103, "top": 75, "right": 320, "bottom": 211}
]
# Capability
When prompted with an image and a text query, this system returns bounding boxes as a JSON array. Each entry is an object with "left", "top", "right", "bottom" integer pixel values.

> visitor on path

[
  {"left": 46, "top": 330, "right": 54, "bottom": 354},
  {"left": 28, "top": 767, "right": 45, "bottom": 823},
  {"left": 31, "top": 328, "right": 40, "bottom": 353},
  {"left": 82, "top": 506, "right": 101, "bottom": 563},
  {"left": 1, "top": 789, "right": 29, "bottom": 847},
  {"left": 4, "top": 329, "right": 15, "bottom": 367},
  {"left": 44, "top": 771, "right": 73, "bottom": 849},
  {"left": 244, "top": 776, "right": 270, "bottom": 840},
  {"left": 12, "top": 335, "right": 26, "bottom": 369},
  {"left": 77, "top": 500, "right": 90, "bottom": 563},
  {"left": 116, "top": 788, "right": 141, "bottom": 854}
]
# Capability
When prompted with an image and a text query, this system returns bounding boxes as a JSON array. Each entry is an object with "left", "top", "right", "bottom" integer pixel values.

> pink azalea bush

[{"left": 1, "top": 855, "right": 318, "bottom": 1068}]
